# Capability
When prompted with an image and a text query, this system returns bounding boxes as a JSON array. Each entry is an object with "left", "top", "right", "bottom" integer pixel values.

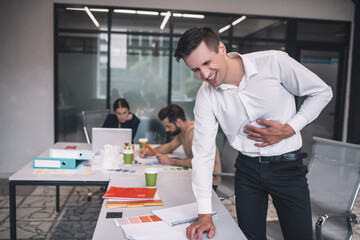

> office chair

[
  {"left": 267, "top": 137, "right": 360, "bottom": 240},
  {"left": 309, "top": 137, "right": 360, "bottom": 240},
  {"left": 81, "top": 109, "right": 110, "bottom": 201},
  {"left": 81, "top": 109, "right": 110, "bottom": 143}
]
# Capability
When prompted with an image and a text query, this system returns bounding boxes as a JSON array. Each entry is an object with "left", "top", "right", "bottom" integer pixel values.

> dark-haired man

[
  {"left": 174, "top": 27, "right": 332, "bottom": 240},
  {"left": 139, "top": 104, "right": 222, "bottom": 190}
]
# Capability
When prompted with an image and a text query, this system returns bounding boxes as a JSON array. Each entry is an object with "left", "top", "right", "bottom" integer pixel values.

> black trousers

[{"left": 234, "top": 153, "right": 313, "bottom": 240}]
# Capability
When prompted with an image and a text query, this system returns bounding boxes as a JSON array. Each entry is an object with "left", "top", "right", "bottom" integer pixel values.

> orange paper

[{"left": 103, "top": 187, "right": 157, "bottom": 199}]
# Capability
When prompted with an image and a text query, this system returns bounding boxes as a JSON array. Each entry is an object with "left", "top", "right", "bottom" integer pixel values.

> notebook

[{"left": 92, "top": 128, "right": 132, "bottom": 154}]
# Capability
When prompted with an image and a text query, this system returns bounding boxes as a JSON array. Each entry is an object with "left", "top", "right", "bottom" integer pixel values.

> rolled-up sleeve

[{"left": 276, "top": 51, "right": 333, "bottom": 133}]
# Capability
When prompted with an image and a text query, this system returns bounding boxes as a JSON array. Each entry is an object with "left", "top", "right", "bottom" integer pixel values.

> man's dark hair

[
  {"left": 113, "top": 98, "right": 130, "bottom": 112},
  {"left": 158, "top": 104, "right": 186, "bottom": 124},
  {"left": 174, "top": 27, "right": 220, "bottom": 62}
]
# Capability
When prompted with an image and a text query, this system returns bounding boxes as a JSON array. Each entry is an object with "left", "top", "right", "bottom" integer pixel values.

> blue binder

[
  {"left": 33, "top": 157, "right": 87, "bottom": 169},
  {"left": 49, "top": 149, "right": 92, "bottom": 160}
]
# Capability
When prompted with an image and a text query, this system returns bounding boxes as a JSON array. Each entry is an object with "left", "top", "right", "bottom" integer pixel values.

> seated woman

[{"left": 102, "top": 98, "right": 140, "bottom": 142}]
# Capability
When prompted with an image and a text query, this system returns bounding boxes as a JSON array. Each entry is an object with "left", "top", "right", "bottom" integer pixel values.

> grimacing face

[
  {"left": 115, "top": 107, "right": 129, "bottom": 123},
  {"left": 183, "top": 41, "right": 228, "bottom": 88}
]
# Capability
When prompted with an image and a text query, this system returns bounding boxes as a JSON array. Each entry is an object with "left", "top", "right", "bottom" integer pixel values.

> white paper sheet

[
  {"left": 136, "top": 156, "right": 158, "bottom": 164},
  {"left": 152, "top": 202, "right": 198, "bottom": 226},
  {"left": 121, "top": 221, "right": 189, "bottom": 240},
  {"left": 152, "top": 202, "right": 218, "bottom": 226}
]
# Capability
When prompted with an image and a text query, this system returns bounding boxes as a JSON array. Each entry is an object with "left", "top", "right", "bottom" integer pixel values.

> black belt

[{"left": 238, "top": 149, "right": 307, "bottom": 163}]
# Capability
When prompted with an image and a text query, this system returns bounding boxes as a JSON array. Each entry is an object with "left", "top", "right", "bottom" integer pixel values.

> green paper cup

[
  {"left": 139, "top": 138, "right": 148, "bottom": 149},
  {"left": 123, "top": 149, "right": 134, "bottom": 166},
  {"left": 145, "top": 168, "right": 158, "bottom": 187}
]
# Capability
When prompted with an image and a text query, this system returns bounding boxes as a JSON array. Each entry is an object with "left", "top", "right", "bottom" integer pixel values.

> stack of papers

[
  {"left": 120, "top": 202, "right": 217, "bottom": 239},
  {"left": 103, "top": 186, "right": 164, "bottom": 208},
  {"left": 121, "top": 221, "right": 189, "bottom": 240}
]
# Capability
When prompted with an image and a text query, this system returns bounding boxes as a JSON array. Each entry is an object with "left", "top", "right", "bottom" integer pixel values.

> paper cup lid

[
  {"left": 145, "top": 168, "right": 158, "bottom": 174},
  {"left": 139, "top": 138, "right": 148, "bottom": 142},
  {"left": 123, "top": 149, "right": 134, "bottom": 154}
]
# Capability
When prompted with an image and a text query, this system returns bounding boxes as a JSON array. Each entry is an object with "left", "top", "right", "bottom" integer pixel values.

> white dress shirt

[{"left": 191, "top": 50, "right": 333, "bottom": 214}]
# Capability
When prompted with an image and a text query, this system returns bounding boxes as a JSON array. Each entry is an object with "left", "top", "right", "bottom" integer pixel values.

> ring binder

[{"left": 33, "top": 158, "right": 87, "bottom": 169}]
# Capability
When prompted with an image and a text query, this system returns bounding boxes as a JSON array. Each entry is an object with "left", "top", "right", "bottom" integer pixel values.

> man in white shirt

[{"left": 174, "top": 27, "right": 332, "bottom": 240}]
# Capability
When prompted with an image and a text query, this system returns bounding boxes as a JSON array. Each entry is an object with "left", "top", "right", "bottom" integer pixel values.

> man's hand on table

[{"left": 186, "top": 214, "right": 215, "bottom": 240}]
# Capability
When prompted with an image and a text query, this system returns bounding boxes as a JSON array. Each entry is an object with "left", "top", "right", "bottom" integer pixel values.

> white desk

[
  {"left": 9, "top": 143, "right": 245, "bottom": 239},
  {"left": 9, "top": 142, "right": 110, "bottom": 240},
  {"left": 92, "top": 169, "right": 246, "bottom": 239}
]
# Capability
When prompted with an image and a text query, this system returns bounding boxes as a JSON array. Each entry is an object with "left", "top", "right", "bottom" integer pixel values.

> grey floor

[
  {"left": 0, "top": 179, "right": 103, "bottom": 240},
  {"left": 0, "top": 179, "right": 359, "bottom": 240}
]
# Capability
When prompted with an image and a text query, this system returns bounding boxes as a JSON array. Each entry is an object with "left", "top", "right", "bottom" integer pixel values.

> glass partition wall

[{"left": 55, "top": 4, "right": 350, "bottom": 146}]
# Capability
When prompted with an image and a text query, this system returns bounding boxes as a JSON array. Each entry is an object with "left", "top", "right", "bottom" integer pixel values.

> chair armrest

[{"left": 315, "top": 213, "right": 359, "bottom": 240}]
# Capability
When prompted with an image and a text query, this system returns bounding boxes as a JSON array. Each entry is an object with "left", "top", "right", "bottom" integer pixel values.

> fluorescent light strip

[
  {"left": 66, "top": 7, "right": 85, "bottom": 11},
  {"left": 114, "top": 9, "right": 159, "bottom": 15},
  {"left": 136, "top": 10, "right": 159, "bottom": 16},
  {"left": 172, "top": 13, "right": 182, "bottom": 17},
  {"left": 164, "top": 12, "right": 204, "bottom": 19},
  {"left": 113, "top": 9, "right": 136, "bottom": 14},
  {"left": 84, "top": 7, "right": 99, "bottom": 28},
  {"left": 160, "top": 11, "right": 171, "bottom": 30},
  {"left": 66, "top": 7, "right": 108, "bottom": 12},
  {"left": 218, "top": 24, "right": 231, "bottom": 33},
  {"left": 232, "top": 16, "right": 246, "bottom": 26},
  {"left": 113, "top": 10, "right": 204, "bottom": 19},
  {"left": 90, "top": 8, "right": 109, "bottom": 12},
  {"left": 218, "top": 15, "right": 246, "bottom": 33},
  {"left": 182, "top": 14, "right": 204, "bottom": 19}
]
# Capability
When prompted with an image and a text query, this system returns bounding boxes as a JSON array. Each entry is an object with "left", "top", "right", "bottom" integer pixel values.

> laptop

[{"left": 92, "top": 128, "right": 132, "bottom": 154}]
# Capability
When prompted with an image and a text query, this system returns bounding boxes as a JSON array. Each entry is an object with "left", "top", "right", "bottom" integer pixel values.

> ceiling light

[
  {"left": 218, "top": 24, "right": 231, "bottom": 33},
  {"left": 66, "top": 7, "right": 85, "bottom": 11},
  {"left": 90, "top": 8, "right": 109, "bottom": 12},
  {"left": 160, "top": 11, "right": 171, "bottom": 30},
  {"left": 172, "top": 13, "right": 182, "bottom": 17},
  {"left": 136, "top": 10, "right": 159, "bottom": 16},
  {"left": 113, "top": 9, "right": 136, "bottom": 14},
  {"left": 66, "top": 7, "right": 108, "bottom": 12},
  {"left": 218, "top": 15, "right": 246, "bottom": 33},
  {"left": 84, "top": 7, "right": 99, "bottom": 28},
  {"left": 232, "top": 16, "right": 246, "bottom": 26},
  {"left": 182, "top": 14, "right": 204, "bottom": 19}
]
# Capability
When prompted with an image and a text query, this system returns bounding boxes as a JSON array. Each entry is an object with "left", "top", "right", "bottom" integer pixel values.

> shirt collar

[{"left": 217, "top": 52, "right": 258, "bottom": 91}]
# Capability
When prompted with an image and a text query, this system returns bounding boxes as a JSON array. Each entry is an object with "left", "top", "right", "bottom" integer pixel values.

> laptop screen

[{"left": 92, "top": 128, "right": 132, "bottom": 154}]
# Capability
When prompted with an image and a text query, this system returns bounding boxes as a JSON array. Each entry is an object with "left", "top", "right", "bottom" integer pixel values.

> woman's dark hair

[
  {"left": 113, "top": 98, "right": 130, "bottom": 112},
  {"left": 158, "top": 104, "right": 186, "bottom": 124},
  {"left": 174, "top": 27, "right": 220, "bottom": 62}
]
